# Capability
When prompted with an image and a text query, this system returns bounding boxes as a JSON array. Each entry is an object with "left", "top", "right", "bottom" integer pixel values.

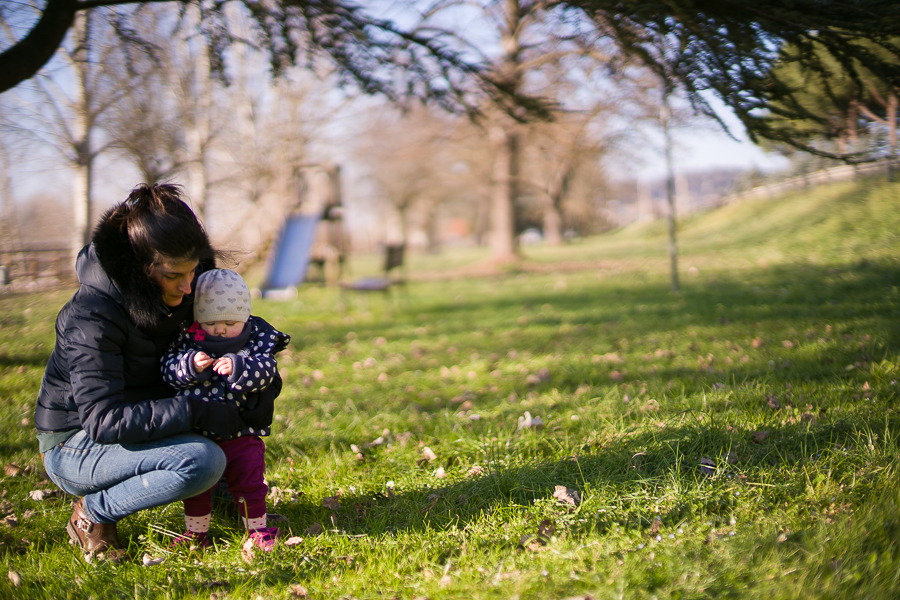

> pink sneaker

[
  {"left": 248, "top": 527, "right": 279, "bottom": 552},
  {"left": 171, "top": 530, "right": 211, "bottom": 549}
]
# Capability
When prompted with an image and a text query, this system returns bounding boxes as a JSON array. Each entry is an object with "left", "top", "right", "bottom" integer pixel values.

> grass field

[{"left": 2, "top": 177, "right": 900, "bottom": 599}]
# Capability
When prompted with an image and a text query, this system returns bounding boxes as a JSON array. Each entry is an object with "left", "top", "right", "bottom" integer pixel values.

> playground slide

[{"left": 261, "top": 213, "right": 321, "bottom": 294}]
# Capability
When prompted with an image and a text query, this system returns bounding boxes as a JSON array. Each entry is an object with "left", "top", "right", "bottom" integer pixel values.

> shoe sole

[{"left": 66, "top": 520, "right": 83, "bottom": 548}]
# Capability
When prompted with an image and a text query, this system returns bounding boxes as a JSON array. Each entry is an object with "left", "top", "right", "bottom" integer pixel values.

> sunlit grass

[{"left": 1, "top": 177, "right": 900, "bottom": 599}]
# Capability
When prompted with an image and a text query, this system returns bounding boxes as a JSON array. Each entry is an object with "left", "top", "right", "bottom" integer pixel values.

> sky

[{"left": 631, "top": 93, "right": 790, "bottom": 181}]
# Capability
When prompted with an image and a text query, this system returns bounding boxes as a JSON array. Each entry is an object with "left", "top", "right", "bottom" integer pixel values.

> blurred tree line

[{"left": 1, "top": 0, "right": 898, "bottom": 268}]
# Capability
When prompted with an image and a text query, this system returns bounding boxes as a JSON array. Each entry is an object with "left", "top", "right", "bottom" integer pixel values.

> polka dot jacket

[{"left": 161, "top": 315, "right": 291, "bottom": 439}]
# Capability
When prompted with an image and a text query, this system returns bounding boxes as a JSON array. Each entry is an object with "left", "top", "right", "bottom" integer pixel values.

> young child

[{"left": 161, "top": 268, "right": 290, "bottom": 550}]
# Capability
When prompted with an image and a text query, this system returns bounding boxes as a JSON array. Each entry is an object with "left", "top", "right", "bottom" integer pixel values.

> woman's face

[{"left": 150, "top": 259, "right": 200, "bottom": 307}]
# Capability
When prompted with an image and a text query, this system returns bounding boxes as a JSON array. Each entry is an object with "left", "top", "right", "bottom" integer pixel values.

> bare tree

[
  {"left": 352, "top": 105, "right": 455, "bottom": 247},
  {"left": 2, "top": 8, "right": 131, "bottom": 261}
]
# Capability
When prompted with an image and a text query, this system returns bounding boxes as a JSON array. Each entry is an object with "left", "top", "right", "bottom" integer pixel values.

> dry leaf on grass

[
  {"left": 699, "top": 458, "right": 716, "bottom": 476},
  {"left": 423, "top": 494, "right": 439, "bottom": 512},
  {"left": 290, "top": 584, "right": 308, "bottom": 597},
  {"left": 650, "top": 517, "right": 661, "bottom": 535},
  {"left": 304, "top": 523, "right": 324, "bottom": 536},
  {"left": 4, "top": 464, "right": 23, "bottom": 477},
  {"left": 537, "top": 519, "right": 555, "bottom": 544},
  {"left": 284, "top": 536, "right": 303, "bottom": 546},
  {"left": 28, "top": 489, "right": 58, "bottom": 501},
  {"left": 142, "top": 554, "right": 164, "bottom": 566},
  {"left": 552, "top": 486, "right": 581, "bottom": 507},
  {"left": 241, "top": 536, "right": 256, "bottom": 563},
  {"left": 517, "top": 412, "right": 543, "bottom": 431},
  {"left": 8, "top": 571, "right": 21, "bottom": 587},
  {"left": 467, "top": 465, "right": 485, "bottom": 477},
  {"left": 752, "top": 431, "right": 770, "bottom": 443},
  {"left": 322, "top": 495, "right": 341, "bottom": 511},
  {"left": 766, "top": 395, "right": 781, "bottom": 410},
  {"left": 422, "top": 447, "right": 437, "bottom": 462},
  {"left": 434, "top": 467, "right": 446, "bottom": 479}
]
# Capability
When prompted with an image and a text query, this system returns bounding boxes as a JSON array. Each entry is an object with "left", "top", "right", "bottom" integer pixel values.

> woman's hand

[
  {"left": 193, "top": 352, "right": 214, "bottom": 373},
  {"left": 188, "top": 397, "right": 244, "bottom": 440}
]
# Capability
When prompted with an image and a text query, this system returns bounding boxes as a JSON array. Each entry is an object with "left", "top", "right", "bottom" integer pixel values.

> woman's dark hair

[{"left": 114, "top": 183, "right": 215, "bottom": 268}]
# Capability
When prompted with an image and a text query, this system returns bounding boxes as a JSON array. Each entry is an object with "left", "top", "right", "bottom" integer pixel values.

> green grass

[{"left": 3, "top": 177, "right": 900, "bottom": 599}]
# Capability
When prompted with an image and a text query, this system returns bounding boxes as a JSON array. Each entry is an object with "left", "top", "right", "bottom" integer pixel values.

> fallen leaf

[
  {"left": 699, "top": 458, "right": 716, "bottom": 476},
  {"left": 752, "top": 431, "right": 770, "bottom": 443},
  {"left": 2, "top": 515, "right": 17, "bottom": 527},
  {"left": 609, "top": 371, "right": 624, "bottom": 382},
  {"left": 142, "top": 554, "right": 165, "bottom": 566},
  {"left": 467, "top": 465, "right": 485, "bottom": 477},
  {"left": 752, "top": 337, "right": 765, "bottom": 348},
  {"left": 526, "top": 374, "right": 542, "bottom": 386},
  {"left": 284, "top": 536, "right": 303, "bottom": 546},
  {"left": 0, "top": 501, "right": 12, "bottom": 516},
  {"left": 304, "top": 523, "right": 324, "bottom": 536},
  {"left": 28, "top": 489, "right": 58, "bottom": 501},
  {"left": 241, "top": 536, "right": 255, "bottom": 563},
  {"left": 434, "top": 466, "right": 446, "bottom": 479},
  {"left": 801, "top": 413, "right": 817, "bottom": 424},
  {"left": 439, "top": 574, "right": 452, "bottom": 587},
  {"left": 290, "top": 584, "right": 308, "bottom": 597},
  {"left": 422, "top": 447, "right": 437, "bottom": 462},
  {"left": 423, "top": 494, "right": 439, "bottom": 512},
  {"left": 4, "top": 464, "right": 23, "bottom": 478},
  {"left": 8, "top": 571, "right": 21, "bottom": 587},
  {"left": 537, "top": 367, "right": 552, "bottom": 382},
  {"left": 650, "top": 517, "right": 661, "bottom": 535},
  {"left": 517, "top": 411, "right": 544, "bottom": 431},
  {"left": 552, "top": 486, "right": 581, "bottom": 507},
  {"left": 537, "top": 519, "right": 555, "bottom": 544},
  {"left": 766, "top": 395, "right": 781, "bottom": 410},
  {"left": 322, "top": 495, "right": 341, "bottom": 511},
  {"left": 782, "top": 340, "right": 794, "bottom": 348}
]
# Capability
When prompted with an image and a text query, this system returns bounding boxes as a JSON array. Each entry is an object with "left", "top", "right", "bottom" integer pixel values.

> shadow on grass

[
  {"left": 306, "top": 259, "right": 900, "bottom": 350},
  {"left": 0, "top": 353, "right": 51, "bottom": 368}
]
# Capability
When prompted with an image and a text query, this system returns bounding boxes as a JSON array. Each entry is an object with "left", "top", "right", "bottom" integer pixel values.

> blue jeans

[{"left": 42, "top": 430, "right": 226, "bottom": 524}]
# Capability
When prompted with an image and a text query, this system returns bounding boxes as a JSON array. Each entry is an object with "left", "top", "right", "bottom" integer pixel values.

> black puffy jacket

[{"left": 35, "top": 208, "right": 220, "bottom": 445}]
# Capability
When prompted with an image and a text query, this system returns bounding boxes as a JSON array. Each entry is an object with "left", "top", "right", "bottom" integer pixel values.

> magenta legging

[{"left": 183, "top": 436, "right": 267, "bottom": 520}]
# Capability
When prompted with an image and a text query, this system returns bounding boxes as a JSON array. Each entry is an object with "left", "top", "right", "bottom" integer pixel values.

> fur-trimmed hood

[{"left": 81, "top": 207, "right": 212, "bottom": 331}]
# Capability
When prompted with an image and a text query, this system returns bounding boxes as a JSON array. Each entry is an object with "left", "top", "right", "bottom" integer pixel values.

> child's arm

[{"left": 220, "top": 351, "right": 278, "bottom": 393}]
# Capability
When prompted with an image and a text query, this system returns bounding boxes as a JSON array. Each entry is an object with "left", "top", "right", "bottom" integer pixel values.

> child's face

[{"left": 199, "top": 320, "right": 245, "bottom": 339}]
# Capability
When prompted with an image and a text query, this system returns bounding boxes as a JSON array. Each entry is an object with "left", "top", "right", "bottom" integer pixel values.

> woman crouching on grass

[{"left": 34, "top": 183, "right": 278, "bottom": 561}]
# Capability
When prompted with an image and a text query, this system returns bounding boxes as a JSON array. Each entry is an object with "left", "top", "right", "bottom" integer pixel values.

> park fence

[
  {"left": 722, "top": 159, "right": 895, "bottom": 204},
  {"left": 0, "top": 247, "right": 74, "bottom": 294}
]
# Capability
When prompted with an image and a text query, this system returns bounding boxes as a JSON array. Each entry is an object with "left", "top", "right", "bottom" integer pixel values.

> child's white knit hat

[{"left": 194, "top": 269, "right": 251, "bottom": 323}]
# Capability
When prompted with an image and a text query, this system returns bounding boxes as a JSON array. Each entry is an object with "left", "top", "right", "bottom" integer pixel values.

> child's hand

[
  {"left": 193, "top": 351, "right": 214, "bottom": 372},
  {"left": 213, "top": 356, "right": 234, "bottom": 376}
]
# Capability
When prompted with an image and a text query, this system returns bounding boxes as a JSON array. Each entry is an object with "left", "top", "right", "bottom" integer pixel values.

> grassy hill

[{"left": 1, "top": 177, "right": 900, "bottom": 599}]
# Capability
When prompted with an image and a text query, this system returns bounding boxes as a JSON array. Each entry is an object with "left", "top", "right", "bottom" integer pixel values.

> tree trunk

[
  {"left": 71, "top": 11, "right": 92, "bottom": 264},
  {"left": 489, "top": 124, "right": 519, "bottom": 261},
  {"left": 542, "top": 202, "right": 563, "bottom": 245},
  {"left": 888, "top": 91, "right": 898, "bottom": 182},
  {"left": 662, "top": 99, "right": 679, "bottom": 293},
  {"left": 183, "top": 4, "right": 211, "bottom": 221}
]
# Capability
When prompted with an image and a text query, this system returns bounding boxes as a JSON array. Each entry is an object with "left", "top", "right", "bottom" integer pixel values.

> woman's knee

[{"left": 173, "top": 435, "right": 227, "bottom": 494}]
